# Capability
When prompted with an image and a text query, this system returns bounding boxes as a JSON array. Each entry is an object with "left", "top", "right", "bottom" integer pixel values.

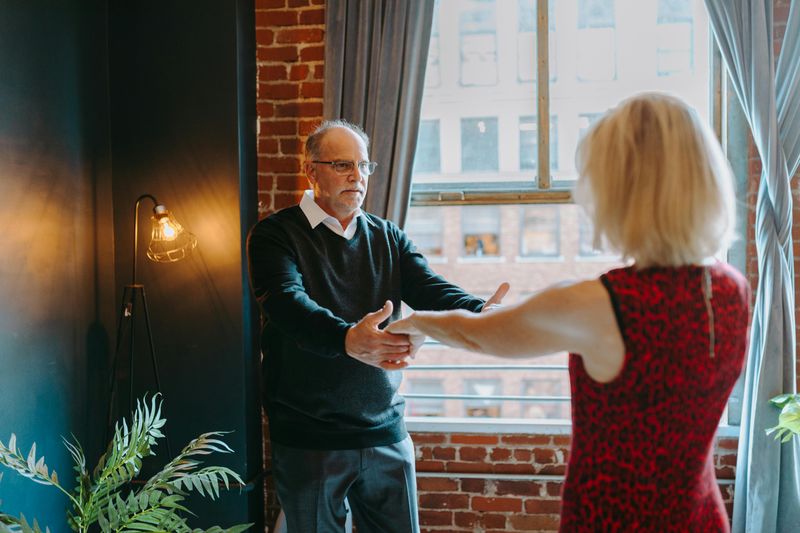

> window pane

[
  {"left": 656, "top": 0, "right": 694, "bottom": 76},
  {"left": 519, "top": 115, "right": 559, "bottom": 171},
  {"left": 520, "top": 205, "right": 560, "bottom": 257},
  {"left": 406, "top": 206, "right": 444, "bottom": 256},
  {"left": 464, "top": 378, "right": 502, "bottom": 417},
  {"left": 407, "top": 378, "right": 445, "bottom": 417},
  {"left": 459, "top": 0, "right": 498, "bottom": 86},
  {"left": 462, "top": 205, "right": 501, "bottom": 257},
  {"left": 461, "top": 117, "right": 499, "bottom": 172},
  {"left": 414, "top": 120, "right": 441, "bottom": 174}
]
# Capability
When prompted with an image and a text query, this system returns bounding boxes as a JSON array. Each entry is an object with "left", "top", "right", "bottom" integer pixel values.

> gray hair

[{"left": 305, "top": 119, "right": 370, "bottom": 159}]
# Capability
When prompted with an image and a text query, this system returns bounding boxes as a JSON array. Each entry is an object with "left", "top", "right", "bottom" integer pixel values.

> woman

[{"left": 388, "top": 93, "right": 750, "bottom": 532}]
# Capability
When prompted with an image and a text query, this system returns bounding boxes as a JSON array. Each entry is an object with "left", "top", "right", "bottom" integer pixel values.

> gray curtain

[
  {"left": 704, "top": 1, "right": 800, "bottom": 532},
  {"left": 323, "top": 0, "right": 435, "bottom": 225}
]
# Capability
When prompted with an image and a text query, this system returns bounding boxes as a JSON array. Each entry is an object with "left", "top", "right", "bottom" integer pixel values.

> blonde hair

[{"left": 575, "top": 92, "right": 736, "bottom": 268}]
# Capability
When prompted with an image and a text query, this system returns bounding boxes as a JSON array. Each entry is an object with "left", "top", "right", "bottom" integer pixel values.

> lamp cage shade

[{"left": 147, "top": 206, "right": 198, "bottom": 263}]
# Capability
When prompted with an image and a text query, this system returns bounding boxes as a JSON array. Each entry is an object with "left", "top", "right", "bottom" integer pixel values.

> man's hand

[
  {"left": 481, "top": 282, "right": 510, "bottom": 313},
  {"left": 346, "top": 301, "right": 413, "bottom": 370},
  {"left": 385, "top": 315, "right": 426, "bottom": 358}
]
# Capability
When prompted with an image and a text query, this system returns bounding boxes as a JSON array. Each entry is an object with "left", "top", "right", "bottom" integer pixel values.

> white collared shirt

[{"left": 299, "top": 190, "right": 362, "bottom": 240}]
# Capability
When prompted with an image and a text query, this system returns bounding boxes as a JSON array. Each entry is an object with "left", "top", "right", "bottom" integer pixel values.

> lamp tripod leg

[
  {"left": 140, "top": 286, "right": 172, "bottom": 458},
  {"left": 105, "top": 286, "right": 134, "bottom": 446}
]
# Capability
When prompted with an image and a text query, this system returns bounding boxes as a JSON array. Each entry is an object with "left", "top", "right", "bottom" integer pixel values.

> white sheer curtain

[{"left": 703, "top": 1, "right": 800, "bottom": 531}]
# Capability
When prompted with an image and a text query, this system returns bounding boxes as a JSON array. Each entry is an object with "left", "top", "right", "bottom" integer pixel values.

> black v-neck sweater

[{"left": 247, "top": 206, "right": 484, "bottom": 449}]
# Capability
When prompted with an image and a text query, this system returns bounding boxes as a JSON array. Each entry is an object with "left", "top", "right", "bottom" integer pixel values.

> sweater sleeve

[
  {"left": 394, "top": 223, "right": 485, "bottom": 313},
  {"left": 247, "top": 218, "right": 352, "bottom": 358}
]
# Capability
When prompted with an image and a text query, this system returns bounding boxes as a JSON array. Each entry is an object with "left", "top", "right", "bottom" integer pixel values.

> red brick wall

[{"left": 255, "top": 1, "right": 795, "bottom": 531}]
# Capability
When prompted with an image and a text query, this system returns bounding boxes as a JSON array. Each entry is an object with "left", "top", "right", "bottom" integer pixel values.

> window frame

[{"left": 405, "top": 0, "right": 747, "bottom": 432}]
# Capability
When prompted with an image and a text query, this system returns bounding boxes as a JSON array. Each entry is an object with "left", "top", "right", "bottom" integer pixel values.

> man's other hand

[{"left": 346, "top": 301, "right": 412, "bottom": 370}]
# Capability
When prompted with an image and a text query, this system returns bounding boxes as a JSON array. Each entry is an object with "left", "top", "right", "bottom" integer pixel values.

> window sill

[
  {"left": 456, "top": 256, "right": 507, "bottom": 264},
  {"left": 406, "top": 416, "right": 741, "bottom": 438}
]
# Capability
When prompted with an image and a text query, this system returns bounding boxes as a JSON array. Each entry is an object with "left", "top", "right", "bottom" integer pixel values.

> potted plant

[
  {"left": 767, "top": 393, "right": 800, "bottom": 442},
  {"left": 0, "top": 395, "right": 251, "bottom": 532}
]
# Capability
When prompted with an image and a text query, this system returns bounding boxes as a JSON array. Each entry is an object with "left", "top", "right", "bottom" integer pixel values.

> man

[{"left": 247, "top": 119, "right": 507, "bottom": 532}]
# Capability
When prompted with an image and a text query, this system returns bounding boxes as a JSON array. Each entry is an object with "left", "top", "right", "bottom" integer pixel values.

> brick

[
  {"left": 299, "top": 119, "right": 321, "bottom": 136},
  {"left": 257, "top": 174, "right": 274, "bottom": 189},
  {"left": 419, "top": 510, "right": 452, "bottom": 526},
  {"left": 495, "top": 480, "right": 542, "bottom": 497},
  {"left": 279, "top": 137, "right": 302, "bottom": 155},
  {"left": 257, "top": 102, "right": 275, "bottom": 118},
  {"left": 415, "top": 460, "right": 446, "bottom": 472},
  {"left": 490, "top": 447, "right": 512, "bottom": 461},
  {"left": 508, "top": 514, "right": 560, "bottom": 531},
  {"left": 494, "top": 462, "right": 537, "bottom": 474},
  {"left": 255, "top": 28, "right": 274, "bottom": 46},
  {"left": 717, "top": 438, "right": 738, "bottom": 450},
  {"left": 417, "top": 446, "right": 432, "bottom": 460},
  {"left": 260, "top": 119, "right": 297, "bottom": 136},
  {"left": 273, "top": 192, "right": 303, "bottom": 210},
  {"left": 258, "top": 137, "right": 279, "bottom": 154},
  {"left": 259, "top": 64, "right": 288, "bottom": 81},
  {"left": 452, "top": 434, "right": 499, "bottom": 445},
  {"left": 523, "top": 498, "right": 562, "bottom": 514},
  {"left": 300, "top": 45, "right": 325, "bottom": 61},
  {"left": 715, "top": 465, "right": 735, "bottom": 478},
  {"left": 419, "top": 493, "right": 470, "bottom": 510},
  {"left": 276, "top": 101, "right": 324, "bottom": 118},
  {"left": 275, "top": 175, "right": 307, "bottom": 192},
  {"left": 264, "top": 45, "right": 299, "bottom": 62},
  {"left": 417, "top": 477, "right": 458, "bottom": 492},
  {"left": 301, "top": 81, "right": 324, "bottom": 98},
  {"left": 313, "top": 64, "right": 325, "bottom": 78},
  {"left": 538, "top": 464, "right": 567, "bottom": 475},
  {"left": 534, "top": 448, "right": 557, "bottom": 464},
  {"left": 513, "top": 449, "right": 532, "bottom": 462},
  {"left": 411, "top": 433, "right": 447, "bottom": 444},
  {"left": 718, "top": 453, "right": 737, "bottom": 467},
  {"left": 277, "top": 28, "right": 324, "bottom": 44},
  {"left": 454, "top": 511, "right": 478, "bottom": 528},
  {"left": 471, "top": 496, "right": 522, "bottom": 512},
  {"left": 261, "top": 83, "right": 300, "bottom": 100},
  {"left": 288, "top": 0, "right": 309, "bottom": 6},
  {"left": 289, "top": 64, "right": 310, "bottom": 80},
  {"left": 459, "top": 447, "right": 487, "bottom": 462},
  {"left": 460, "top": 478, "right": 485, "bottom": 493},
  {"left": 480, "top": 514, "right": 507, "bottom": 528},
  {"left": 256, "top": 10, "right": 298, "bottom": 26},
  {"left": 299, "top": 7, "right": 325, "bottom": 25},
  {"left": 256, "top": 0, "right": 285, "bottom": 8},
  {"left": 553, "top": 435, "right": 572, "bottom": 446},
  {"left": 432, "top": 446, "right": 456, "bottom": 460},
  {"left": 261, "top": 156, "right": 301, "bottom": 174},
  {"left": 445, "top": 461, "right": 493, "bottom": 473},
  {"left": 502, "top": 435, "right": 551, "bottom": 446}
]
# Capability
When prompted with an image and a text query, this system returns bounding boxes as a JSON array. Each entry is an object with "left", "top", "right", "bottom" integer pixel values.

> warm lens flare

[{"left": 160, "top": 219, "right": 178, "bottom": 240}]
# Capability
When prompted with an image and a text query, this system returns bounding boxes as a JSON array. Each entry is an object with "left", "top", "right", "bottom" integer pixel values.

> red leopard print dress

[{"left": 560, "top": 263, "right": 750, "bottom": 532}]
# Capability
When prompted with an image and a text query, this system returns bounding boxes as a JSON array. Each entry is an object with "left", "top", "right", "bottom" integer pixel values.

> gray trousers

[{"left": 271, "top": 436, "right": 420, "bottom": 533}]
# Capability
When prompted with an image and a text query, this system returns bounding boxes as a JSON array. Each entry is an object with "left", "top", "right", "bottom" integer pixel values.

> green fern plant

[
  {"left": 0, "top": 395, "right": 252, "bottom": 533},
  {"left": 767, "top": 393, "right": 800, "bottom": 443}
]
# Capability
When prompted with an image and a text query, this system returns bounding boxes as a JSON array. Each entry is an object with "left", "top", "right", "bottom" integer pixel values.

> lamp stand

[{"left": 105, "top": 195, "right": 172, "bottom": 457}]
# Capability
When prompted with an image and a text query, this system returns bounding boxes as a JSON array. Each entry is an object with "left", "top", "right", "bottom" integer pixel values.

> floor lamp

[{"left": 106, "top": 194, "right": 197, "bottom": 454}]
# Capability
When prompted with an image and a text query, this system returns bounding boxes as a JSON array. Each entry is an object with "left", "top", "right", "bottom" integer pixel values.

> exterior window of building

[
  {"left": 406, "top": 379, "right": 446, "bottom": 417},
  {"left": 576, "top": 0, "right": 617, "bottom": 82},
  {"left": 413, "top": 119, "right": 442, "bottom": 174},
  {"left": 405, "top": 206, "right": 444, "bottom": 257},
  {"left": 520, "top": 205, "right": 560, "bottom": 257},
  {"left": 519, "top": 115, "right": 559, "bottom": 172},
  {"left": 462, "top": 205, "right": 501, "bottom": 257},
  {"left": 459, "top": 0, "right": 498, "bottom": 86},
  {"left": 518, "top": 0, "right": 557, "bottom": 83},
  {"left": 521, "top": 379, "right": 570, "bottom": 419},
  {"left": 426, "top": 4, "right": 441, "bottom": 87},
  {"left": 464, "top": 378, "right": 502, "bottom": 417},
  {"left": 656, "top": 0, "right": 694, "bottom": 76},
  {"left": 461, "top": 117, "right": 499, "bottom": 172}
]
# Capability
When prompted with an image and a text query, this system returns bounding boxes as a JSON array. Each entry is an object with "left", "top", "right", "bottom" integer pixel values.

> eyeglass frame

[{"left": 312, "top": 160, "right": 378, "bottom": 176}]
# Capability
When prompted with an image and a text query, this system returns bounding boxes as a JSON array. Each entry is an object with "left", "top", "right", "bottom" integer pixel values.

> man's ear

[{"left": 304, "top": 161, "right": 316, "bottom": 185}]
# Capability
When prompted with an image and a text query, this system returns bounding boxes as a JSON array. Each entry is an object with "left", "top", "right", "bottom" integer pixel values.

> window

[
  {"left": 520, "top": 205, "right": 560, "bottom": 257},
  {"left": 519, "top": 115, "right": 559, "bottom": 172},
  {"left": 414, "top": 119, "right": 442, "bottom": 174},
  {"left": 406, "top": 379, "right": 446, "bottom": 417},
  {"left": 459, "top": 0, "right": 498, "bottom": 86},
  {"left": 656, "top": 0, "right": 694, "bottom": 76},
  {"left": 461, "top": 205, "right": 501, "bottom": 257},
  {"left": 461, "top": 117, "right": 499, "bottom": 172},
  {"left": 464, "top": 378, "right": 502, "bottom": 417},
  {"left": 405, "top": 206, "right": 444, "bottom": 257},
  {"left": 401, "top": 0, "right": 729, "bottom": 425},
  {"left": 576, "top": 0, "right": 617, "bottom": 82},
  {"left": 426, "top": 3, "right": 441, "bottom": 88}
]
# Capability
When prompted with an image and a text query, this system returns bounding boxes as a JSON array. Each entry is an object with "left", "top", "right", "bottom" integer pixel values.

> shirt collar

[{"left": 298, "top": 190, "right": 377, "bottom": 237}]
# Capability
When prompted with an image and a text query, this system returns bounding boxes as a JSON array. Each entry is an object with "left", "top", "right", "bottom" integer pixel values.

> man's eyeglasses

[{"left": 312, "top": 160, "right": 378, "bottom": 176}]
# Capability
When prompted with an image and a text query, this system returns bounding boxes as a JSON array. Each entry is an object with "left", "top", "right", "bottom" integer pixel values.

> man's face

[{"left": 305, "top": 127, "right": 369, "bottom": 225}]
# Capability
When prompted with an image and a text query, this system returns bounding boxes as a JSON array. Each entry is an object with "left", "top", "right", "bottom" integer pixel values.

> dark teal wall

[
  {"left": 0, "top": 0, "right": 113, "bottom": 527},
  {"left": 0, "top": 0, "right": 261, "bottom": 528}
]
